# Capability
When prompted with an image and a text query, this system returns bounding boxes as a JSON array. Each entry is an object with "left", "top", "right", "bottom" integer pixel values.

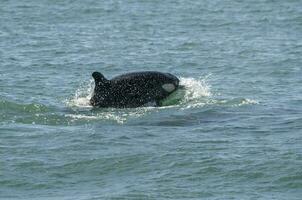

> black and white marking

[{"left": 90, "top": 71, "right": 180, "bottom": 108}]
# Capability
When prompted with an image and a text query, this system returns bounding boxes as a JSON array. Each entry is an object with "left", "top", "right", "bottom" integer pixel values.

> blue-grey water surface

[{"left": 1, "top": 0, "right": 302, "bottom": 199}]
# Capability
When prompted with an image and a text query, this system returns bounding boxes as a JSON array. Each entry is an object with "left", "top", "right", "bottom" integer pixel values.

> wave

[
  {"left": 63, "top": 76, "right": 257, "bottom": 124},
  {"left": 1, "top": 76, "right": 258, "bottom": 125},
  {"left": 65, "top": 79, "right": 94, "bottom": 108},
  {"left": 0, "top": 99, "right": 49, "bottom": 114},
  {"left": 66, "top": 76, "right": 212, "bottom": 109}
]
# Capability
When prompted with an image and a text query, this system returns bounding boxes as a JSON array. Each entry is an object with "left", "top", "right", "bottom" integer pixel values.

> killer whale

[{"left": 90, "top": 71, "right": 180, "bottom": 108}]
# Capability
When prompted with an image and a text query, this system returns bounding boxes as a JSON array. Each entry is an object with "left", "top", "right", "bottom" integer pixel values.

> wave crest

[{"left": 64, "top": 75, "right": 257, "bottom": 124}]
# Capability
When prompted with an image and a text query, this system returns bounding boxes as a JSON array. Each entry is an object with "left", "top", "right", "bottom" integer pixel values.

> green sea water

[{"left": 1, "top": 0, "right": 302, "bottom": 199}]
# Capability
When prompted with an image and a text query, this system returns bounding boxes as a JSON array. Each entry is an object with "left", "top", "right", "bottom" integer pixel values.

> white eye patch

[{"left": 162, "top": 83, "right": 175, "bottom": 92}]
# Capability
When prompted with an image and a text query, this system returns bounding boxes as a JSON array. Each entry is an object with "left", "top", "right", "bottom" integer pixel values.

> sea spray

[
  {"left": 64, "top": 76, "right": 213, "bottom": 123},
  {"left": 67, "top": 76, "right": 212, "bottom": 109}
]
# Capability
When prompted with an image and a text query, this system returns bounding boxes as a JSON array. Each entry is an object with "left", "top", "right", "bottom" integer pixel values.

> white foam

[
  {"left": 64, "top": 75, "right": 258, "bottom": 123},
  {"left": 178, "top": 76, "right": 212, "bottom": 108},
  {"left": 180, "top": 77, "right": 211, "bottom": 99},
  {"left": 65, "top": 76, "right": 213, "bottom": 111},
  {"left": 65, "top": 113, "right": 125, "bottom": 124},
  {"left": 65, "top": 80, "right": 94, "bottom": 108},
  {"left": 235, "top": 98, "right": 259, "bottom": 107}
]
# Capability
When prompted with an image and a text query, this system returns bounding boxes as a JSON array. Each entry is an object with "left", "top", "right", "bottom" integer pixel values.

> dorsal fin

[{"left": 92, "top": 72, "right": 109, "bottom": 85}]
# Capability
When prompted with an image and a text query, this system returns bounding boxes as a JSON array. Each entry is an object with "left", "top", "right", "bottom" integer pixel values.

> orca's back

[{"left": 111, "top": 71, "right": 179, "bottom": 86}]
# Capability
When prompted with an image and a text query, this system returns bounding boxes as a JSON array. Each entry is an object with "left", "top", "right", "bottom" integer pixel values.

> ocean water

[{"left": 1, "top": 0, "right": 302, "bottom": 199}]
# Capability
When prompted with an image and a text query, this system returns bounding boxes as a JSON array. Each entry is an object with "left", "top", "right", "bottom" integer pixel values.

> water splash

[
  {"left": 65, "top": 80, "right": 94, "bottom": 108},
  {"left": 64, "top": 76, "right": 213, "bottom": 123},
  {"left": 181, "top": 76, "right": 211, "bottom": 100},
  {"left": 66, "top": 76, "right": 212, "bottom": 109},
  {"left": 213, "top": 98, "right": 259, "bottom": 107},
  {"left": 64, "top": 75, "right": 257, "bottom": 124},
  {"left": 161, "top": 76, "right": 212, "bottom": 108}
]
